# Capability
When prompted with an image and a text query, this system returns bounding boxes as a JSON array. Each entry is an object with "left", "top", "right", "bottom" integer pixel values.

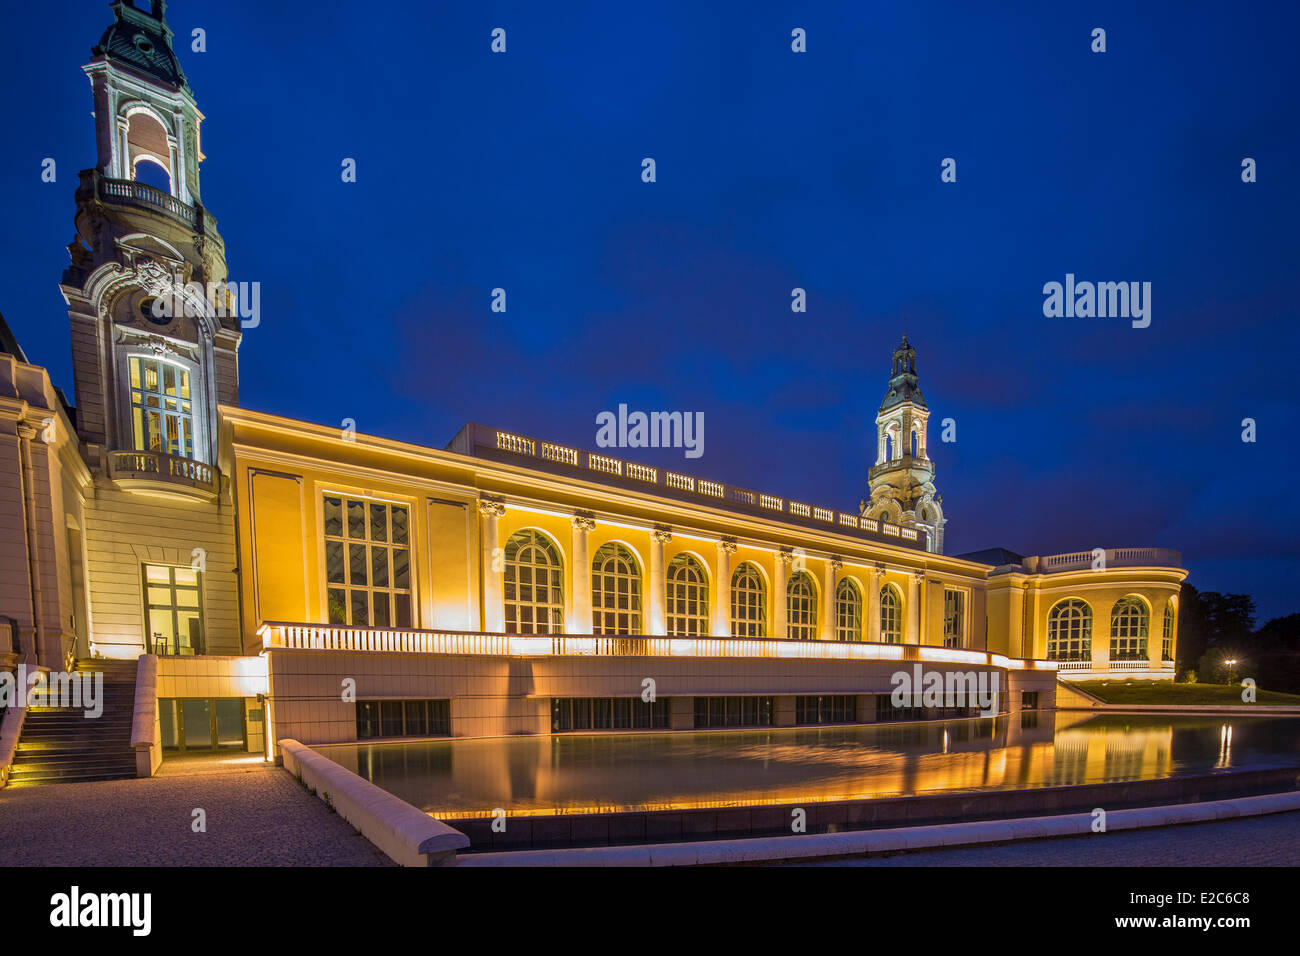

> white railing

[
  {"left": 108, "top": 448, "right": 219, "bottom": 494},
  {"left": 665, "top": 472, "right": 694, "bottom": 492},
  {"left": 98, "top": 176, "right": 198, "bottom": 225},
  {"left": 1108, "top": 661, "right": 1156, "bottom": 674},
  {"left": 495, "top": 431, "right": 535, "bottom": 456},
  {"left": 627, "top": 462, "right": 657, "bottom": 483},
  {"left": 1029, "top": 548, "right": 1182, "bottom": 573},
  {"left": 539, "top": 442, "right": 579, "bottom": 465},
  {"left": 587, "top": 452, "right": 622, "bottom": 476},
  {"left": 258, "top": 622, "right": 1050, "bottom": 670}
]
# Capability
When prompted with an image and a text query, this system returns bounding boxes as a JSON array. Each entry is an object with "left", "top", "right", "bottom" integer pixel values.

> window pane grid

[
  {"left": 592, "top": 543, "right": 642, "bottom": 635},
  {"left": 1047, "top": 598, "right": 1092, "bottom": 660},
  {"left": 324, "top": 496, "right": 412, "bottom": 628},
  {"left": 504, "top": 530, "right": 565, "bottom": 634},
  {"left": 835, "top": 578, "right": 862, "bottom": 641},
  {"left": 1110, "top": 598, "right": 1148, "bottom": 659},
  {"left": 879, "top": 585, "right": 902, "bottom": 643},
  {"left": 786, "top": 571, "right": 817, "bottom": 640},
  {"left": 143, "top": 564, "right": 203, "bottom": 655},
  {"left": 943, "top": 588, "right": 966, "bottom": 648},
  {"left": 666, "top": 553, "right": 709, "bottom": 636},
  {"left": 730, "top": 563, "right": 766, "bottom": 638},
  {"left": 130, "top": 356, "right": 194, "bottom": 458}
]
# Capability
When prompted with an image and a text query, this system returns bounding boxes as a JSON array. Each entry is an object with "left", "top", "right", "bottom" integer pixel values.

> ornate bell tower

[
  {"left": 865, "top": 336, "right": 945, "bottom": 553},
  {"left": 48, "top": 1, "right": 244, "bottom": 660},
  {"left": 60, "top": 0, "right": 238, "bottom": 491}
]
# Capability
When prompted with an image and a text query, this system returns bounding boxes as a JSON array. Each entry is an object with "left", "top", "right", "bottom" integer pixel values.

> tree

[
  {"left": 1178, "top": 584, "right": 1255, "bottom": 683},
  {"left": 1246, "top": 613, "right": 1300, "bottom": 695}
]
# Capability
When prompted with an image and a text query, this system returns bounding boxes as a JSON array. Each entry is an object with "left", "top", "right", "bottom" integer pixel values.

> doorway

[{"left": 160, "top": 698, "right": 247, "bottom": 752}]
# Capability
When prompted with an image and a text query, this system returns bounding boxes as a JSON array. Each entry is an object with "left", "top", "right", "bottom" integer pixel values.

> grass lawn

[{"left": 1072, "top": 680, "right": 1300, "bottom": 706}]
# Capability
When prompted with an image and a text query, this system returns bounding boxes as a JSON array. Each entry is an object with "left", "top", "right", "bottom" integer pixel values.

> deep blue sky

[{"left": 2, "top": 1, "right": 1297, "bottom": 621}]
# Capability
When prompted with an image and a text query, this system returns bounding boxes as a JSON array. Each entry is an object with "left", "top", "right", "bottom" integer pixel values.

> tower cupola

[{"left": 866, "top": 336, "right": 946, "bottom": 553}]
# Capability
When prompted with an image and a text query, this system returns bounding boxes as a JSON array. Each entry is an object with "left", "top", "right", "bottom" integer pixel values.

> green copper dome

[
  {"left": 879, "top": 334, "right": 927, "bottom": 411},
  {"left": 91, "top": 1, "right": 189, "bottom": 93}
]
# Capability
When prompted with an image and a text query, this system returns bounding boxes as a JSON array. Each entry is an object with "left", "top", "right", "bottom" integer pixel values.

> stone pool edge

[
  {"left": 280, "top": 739, "right": 469, "bottom": 867},
  {"left": 456, "top": 789, "right": 1300, "bottom": 867}
]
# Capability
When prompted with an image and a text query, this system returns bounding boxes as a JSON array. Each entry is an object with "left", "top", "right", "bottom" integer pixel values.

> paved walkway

[
  {"left": 801, "top": 809, "right": 1300, "bottom": 866},
  {"left": 0, "top": 757, "right": 391, "bottom": 866}
]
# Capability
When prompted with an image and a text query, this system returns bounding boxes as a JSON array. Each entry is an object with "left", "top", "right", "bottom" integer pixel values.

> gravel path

[
  {"left": 0, "top": 762, "right": 392, "bottom": 866},
  {"left": 799, "top": 809, "right": 1300, "bottom": 866}
]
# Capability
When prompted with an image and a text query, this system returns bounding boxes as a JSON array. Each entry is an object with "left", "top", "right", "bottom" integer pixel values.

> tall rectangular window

[
  {"left": 129, "top": 356, "right": 193, "bottom": 459},
  {"left": 143, "top": 564, "right": 203, "bottom": 655},
  {"left": 323, "top": 496, "right": 412, "bottom": 627},
  {"left": 944, "top": 588, "right": 967, "bottom": 648}
]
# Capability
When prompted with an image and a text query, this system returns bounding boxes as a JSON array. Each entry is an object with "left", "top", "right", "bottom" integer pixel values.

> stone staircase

[{"left": 7, "top": 659, "right": 139, "bottom": 786}]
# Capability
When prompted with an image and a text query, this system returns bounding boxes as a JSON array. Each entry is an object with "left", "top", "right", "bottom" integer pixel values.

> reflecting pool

[{"left": 313, "top": 712, "right": 1300, "bottom": 817}]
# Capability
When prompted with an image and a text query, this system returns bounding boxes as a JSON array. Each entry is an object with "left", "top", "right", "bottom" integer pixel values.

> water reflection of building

[{"left": 311, "top": 713, "right": 1189, "bottom": 817}]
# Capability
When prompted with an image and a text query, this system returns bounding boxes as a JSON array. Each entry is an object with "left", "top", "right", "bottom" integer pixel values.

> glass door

[{"left": 160, "top": 698, "right": 247, "bottom": 752}]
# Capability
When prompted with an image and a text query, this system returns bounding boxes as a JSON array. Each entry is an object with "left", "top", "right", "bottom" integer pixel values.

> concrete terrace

[{"left": 0, "top": 756, "right": 391, "bottom": 867}]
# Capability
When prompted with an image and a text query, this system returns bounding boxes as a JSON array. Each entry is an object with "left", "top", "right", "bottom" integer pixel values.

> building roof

[
  {"left": 954, "top": 547, "right": 1026, "bottom": 568},
  {"left": 91, "top": 1, "right": 189, "bottom": 92},
  {"left": 0, "top": 311, "right": 30, "bottom": 363},
  {"left": 879, "top": 334, "right": 927, "bottom": 412}
]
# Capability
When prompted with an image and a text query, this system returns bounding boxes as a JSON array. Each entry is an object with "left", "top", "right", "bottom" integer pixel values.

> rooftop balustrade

[
  {"left": 447, "top": 423, "right": 928, "bottom": 551},
  {"left": 1024, "top": 548, "right": 1183, "bottom": 573}
]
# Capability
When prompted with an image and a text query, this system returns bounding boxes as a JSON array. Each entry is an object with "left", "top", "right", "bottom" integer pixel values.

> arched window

[
  {"left": 1047, "top": 599, "right": 1092, "bottom": 661},
  {"left": 1110, "top": 597, "right": 1148, "bottom": 660},
  {"left": 786, "top": 571, "right": 817, "bottom": 640},
  {"left": 879, "top": 585, "right": 902, "bottom": 643},
  {"left": 666, "top": 553, "right": 708, "bottom": 636},
  {"left": 730, "top": 563, "right": 766, "bottom": 638},
  {"left": 591, "top": 543, "right": 641, "bottom": 635},
  {"left": 1162, "top": 605, "right": 1175, "bottom": 661},
  {"left": 128, "top": 355, "right": 193, "bottom": 458},
  {"left": 835, "top": 578, "right": 862, "bottom": 642},
  {"left": 503, "top": 530, "right": 564, "bottom": 634}
]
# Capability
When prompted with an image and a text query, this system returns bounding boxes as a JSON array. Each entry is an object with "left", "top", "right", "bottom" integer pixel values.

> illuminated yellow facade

[
  {"left": 0, "top": 3, "right": 1188, "bottom": 770},
  {"left": 215, "top": 402, "right": 1184, "bottom": 745}
]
